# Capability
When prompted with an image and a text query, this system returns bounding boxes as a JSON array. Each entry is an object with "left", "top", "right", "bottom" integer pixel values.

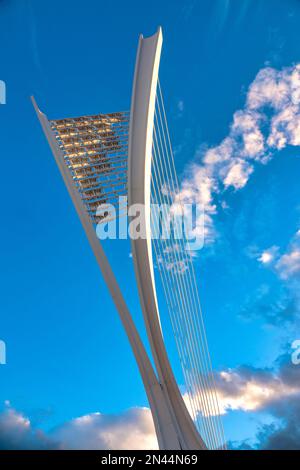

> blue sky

[{"left": 0, "top": 0, "right": 300, "bottom": 449}]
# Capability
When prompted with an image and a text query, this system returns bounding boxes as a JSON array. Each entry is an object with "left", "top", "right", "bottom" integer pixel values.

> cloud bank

[
  {"left": 215, "top": 358, "right": 299, "bottom": 415},
  {"left": 1, "top": 353, "right": 299, "bottom": 450},
  {"left": 0, "top": 406, "right": 158, "bottom": 450},
  {"left": 215, "top": 354, "right": 300, "bottom": 449}
]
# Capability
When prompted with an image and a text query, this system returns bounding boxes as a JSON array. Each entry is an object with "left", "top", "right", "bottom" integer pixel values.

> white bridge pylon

[
  {"left": 32, "top": 27, "right": 224, "bottom": 450},
  {"left": 128, "top": 28, "right": 207, "bottom": 450}
]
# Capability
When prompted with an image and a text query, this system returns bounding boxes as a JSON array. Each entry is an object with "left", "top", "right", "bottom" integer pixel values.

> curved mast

[{"left": 128, "top": 28, "right": 206, "bottom": 450}]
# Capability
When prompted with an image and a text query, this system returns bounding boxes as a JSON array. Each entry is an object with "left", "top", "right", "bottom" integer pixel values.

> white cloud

[
  {"left": 181, "top": 362, "right": 299, "bottom": 418},
  {"left": 0, "top": 405, "right": 158, "bottom": 450},
  {"left": 222, "top": 159, "right": 254, "bottom": 189},
  {"left": 215, "top": 356, "right": 300, "bottom": 449},
  {"left": 276, "top": 249, "right": 300, "bottom": 280},
  {"left": 257, "top": 231, "right": 300, "bottom": 279},
  {"left": 175, "top": 165, "right": 217, "bottom": 244},
  {"left": 0, "top": 407, "right": 51, "bottom": 450},
  {"left": 243, "top": 130, "right": 264, "bottom": 158},
  {"left": 184, "top": 356, "right": 295, "bottom": 421},
  {"left": 256, "top": 233, "right": 300, "bottom": 279},
  {"left": 53, "top": 408, "right": 157, "bottom": 450},
  {"left": 247, "top": 67, "right": 291, "bottom": 111},
  {"left": 258, "top": 246, "right": 279, "bottom": 265},
  {"left": 275, "top": 230, "right": 300, "bottom": 280},
  {"left": 268, "top": 104, "right": 300, "bottom": 149},
  {"left": 259, "top": 252, "right": 273, "bottom": 264},
  {"left": 215, "top": 368, "right": 299, "bottom": 414},
  {"left": 178, "top": 63, "right": 300, "bottom": 245}
]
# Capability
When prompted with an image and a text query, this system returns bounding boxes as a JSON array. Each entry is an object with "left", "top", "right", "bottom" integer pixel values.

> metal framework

[
  {"left": 50, "top": 112, "right": 129, "bottom": 223},
  {"left": 32, "top": 27, "right": 224, "bottom": 450}
]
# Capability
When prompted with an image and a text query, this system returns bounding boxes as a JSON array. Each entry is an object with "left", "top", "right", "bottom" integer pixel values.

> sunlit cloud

[
  {"left": 1, "top": 353, "right": 300, "bottom": 451},
  {"left": 178, "top": 63, "right": 300, "bottom": 244},
  {"left": 0, "top": 404, "right": 158, "bottom": 450},
  {"left": 258, "top": 246, "right": 279, "bottom": 265},
  {"left": 214, "top": 366, "right": 299, "bottom": 414},
  {"left": 275, "top": 231, "right": 300, "bottom": 280}
]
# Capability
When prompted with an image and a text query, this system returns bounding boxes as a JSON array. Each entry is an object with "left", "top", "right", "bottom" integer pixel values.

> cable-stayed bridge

[{"left": 32, "top": 27, "right": 226, "bottom": 450}]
